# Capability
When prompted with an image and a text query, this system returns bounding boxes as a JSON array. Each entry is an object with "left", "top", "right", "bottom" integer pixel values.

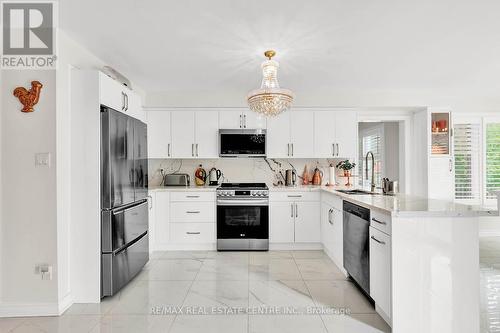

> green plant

[{"left": 336, "top": 160, "right": 356, "bottom": 171}]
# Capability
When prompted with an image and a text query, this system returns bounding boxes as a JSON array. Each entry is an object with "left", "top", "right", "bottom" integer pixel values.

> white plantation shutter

[
  {"left": 486, "top": 122, "right": 500, "bottom": 200},
  {"left": 453, "top": 123, "right": 481, "bottom": 202},
  {"left": 358, "top": 132, "right": 382, "bottom": 187}
]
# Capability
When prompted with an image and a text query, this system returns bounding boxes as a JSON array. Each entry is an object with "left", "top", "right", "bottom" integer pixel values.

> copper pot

[{"left": 312, "top": 167, "right": 323, "bottom": 185}]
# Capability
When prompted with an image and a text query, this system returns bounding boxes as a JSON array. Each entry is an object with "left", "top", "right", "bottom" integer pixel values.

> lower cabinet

[
  {"left": 154, "top": 191, "right": 170, "bottom": 247},
  {"left": 321, "top": 194, "right": 344, "bottom": 269},
  {"left": 170, "top": 223, "right": 215, "bottom": 244},
  {"left": 369, "top": 226, "right": 392, "bottom": 321},
  {"left": 269, "top": 193, "right": 320, "bottom": 243}
]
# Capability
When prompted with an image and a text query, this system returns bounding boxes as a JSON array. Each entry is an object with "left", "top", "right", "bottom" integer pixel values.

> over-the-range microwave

[{"left": 219, "top": 129, "right": 266, "bottom": 157}]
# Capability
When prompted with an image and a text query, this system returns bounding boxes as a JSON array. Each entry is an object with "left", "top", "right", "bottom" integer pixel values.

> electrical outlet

[
  {"left": 35, "top": 153, "right": 51, "bottom": 168},
  {"left": 35, "top": 264, "right": 52, "bottom": 280}
]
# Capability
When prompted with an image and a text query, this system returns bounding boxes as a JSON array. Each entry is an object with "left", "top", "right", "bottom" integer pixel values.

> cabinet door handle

[
  {"left": 186, "top": 195, "right": 200, "bottom": 198},
  {"left": 287, "top": 143, "right": 290, "bottom": 156},
  {"left": 287, "top": 195, "right": 302, "bottom": 198},
  {"left": 186, "top": 211, "right": 201, "bottom": 214},
  {"left": 125, "top": 93, "right": 129, "bottom": 111},
  {"left": 239, "top": 114, "right": 242, "bottom": 128},
  {"left": 371, "top": 235, "right": 386, "bottom": 245},
  {"left": 295, "top": 203, "right": 298, "bottom": 218},
  {"left": 291, "top": 143, "right": 294, "bottom": 157},
  {"left": 121, "top": 92, "right": 125, "bottom": 111},
  {"left": 186, "top": 232, "right": 201, "bottom": 235},
  {"left": 243, "top": 114, "right": 247, "bottom": 128},
  {"left": 449, "top": 158, "right": 452, "bottom": 172},
  {"left": 147, "top": 195, "right": 153, "bottom": 210},
  {"left": 332, "top": 143, "right": 335, "bottom": 156},
  {"left": 196, "top": 143, "right": 199, "bottom": 157},
  {"left": 328, "top": 208, "right": 333, "bottom": 224},
  {"left": 291, "top": 203, "right": 294, "bottom": 218},
  {"left": 371, "top": 217, "right": 387, "bottom": 225},
  {"left": 336, "top": 143, "right": 339, "bottom": 156},
  {"left": 191, "top": 143, "right": 194, "bottom": 157},
  {"left": 167, "top": 143, "right": 171, "bottom": 157}
]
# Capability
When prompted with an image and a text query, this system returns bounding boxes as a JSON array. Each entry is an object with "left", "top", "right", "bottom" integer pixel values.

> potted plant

[{"left": 336, "top": 160, "right": 356, "bottom": 177}]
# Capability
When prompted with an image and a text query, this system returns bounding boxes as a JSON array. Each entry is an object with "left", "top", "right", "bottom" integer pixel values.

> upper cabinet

[
  {"left": 152, "top": 110, "right": 219, "bottom": 159},
  {"left": 431, "top": 111, "right": 451, "bottom": 156},
  {"left": 314, "top": 111, "right": 357, "bottom": 159},
  {"left": 267, "top": 111, "right": 314, "bottom": 158},
  {"left": 99, "top": 72, "right": 145, "bottom": 122},
  {"left": 147, "top": 111, "right": 172, "bottom": 158},
  {"left": 219, "top": 110, "right": 266, "bottom": 129}
]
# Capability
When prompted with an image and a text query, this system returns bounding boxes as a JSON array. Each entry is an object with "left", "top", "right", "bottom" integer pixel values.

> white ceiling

[{"left": 60, "top": 0, "right": 500, "bottom": 106}]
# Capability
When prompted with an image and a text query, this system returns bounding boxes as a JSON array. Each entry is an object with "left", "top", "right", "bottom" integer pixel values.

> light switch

[{"left": 35, "top": 153, "right": 51, "bottom": 167}]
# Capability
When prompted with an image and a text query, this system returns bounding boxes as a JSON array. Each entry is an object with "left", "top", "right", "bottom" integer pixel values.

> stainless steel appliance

[
  {"left": 164, "top": 173, "right": 190, "bottom": 186},
  {"left": 285, "top": 169, "right": 296, "bottom": 186},
  {"left": 208, "top": 168, "right": 222, "bottom": 186},
  {"left": 219, "top": 129, "right": 266, "bottom": 157},
  {"left": 101, "top": 106, "right": 149, "bottom": 297},
  {"left": 216, "top": 183, "right": 269, "bottom": 250},
  {"left": 343, "top": 201, "right": 371, "bottom": 296}
]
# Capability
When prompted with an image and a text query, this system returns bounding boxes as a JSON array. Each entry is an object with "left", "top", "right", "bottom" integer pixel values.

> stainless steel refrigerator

[{"left": 100, "top": 106, "right": 149, "bottom": 297}]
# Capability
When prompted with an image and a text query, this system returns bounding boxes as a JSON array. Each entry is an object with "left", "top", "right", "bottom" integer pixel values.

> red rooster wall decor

[{"left": 13, "top": 81, "right": 43, "bottom": 113}]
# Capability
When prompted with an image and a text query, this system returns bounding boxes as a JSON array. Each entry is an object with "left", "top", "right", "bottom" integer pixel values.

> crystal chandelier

[{"left": 247, "top": 50, "right": 294, "bottom": 117}]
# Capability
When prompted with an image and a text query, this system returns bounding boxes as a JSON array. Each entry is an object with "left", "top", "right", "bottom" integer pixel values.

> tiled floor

[
  {"left": 0, "top": 250, "right": 391, "bottom": 333},
  {"left": 481, "top": 237, "right": 500, "bottom": 333}
]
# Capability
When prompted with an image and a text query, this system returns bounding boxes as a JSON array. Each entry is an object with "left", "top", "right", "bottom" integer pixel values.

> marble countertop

[
  {"left": 148, "top": 185, "right": 218, "bottom": 192},
  {"left": 149, "top": 183, "right": 498, "bottom": 218}
]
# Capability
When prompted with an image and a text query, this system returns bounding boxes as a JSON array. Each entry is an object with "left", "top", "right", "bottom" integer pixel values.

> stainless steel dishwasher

[{"left": 343, "top": 201, "right": 371, "bottom": 296}]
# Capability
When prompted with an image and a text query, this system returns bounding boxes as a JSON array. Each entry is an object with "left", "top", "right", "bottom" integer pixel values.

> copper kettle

[{"left": 312, "top": 167, "right": 323, "bottom": 185}]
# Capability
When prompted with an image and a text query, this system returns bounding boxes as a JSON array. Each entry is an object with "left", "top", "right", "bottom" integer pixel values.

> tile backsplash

[{"left": 148, "top": 158, "right": 349, "bottom": 187}]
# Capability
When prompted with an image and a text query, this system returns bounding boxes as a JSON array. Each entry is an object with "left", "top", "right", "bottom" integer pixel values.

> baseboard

[
  {"left": 58, "top": 293, "right": 73, "bottom": 315},
  {"left": 269, "top": 243, "right": 323, "bottom": 251},
  {"left": 153, "top": 243, "right": 217, "bottom": 251},
  {"left": 0, "top": 302, "right": 60, "bottom": 318}
]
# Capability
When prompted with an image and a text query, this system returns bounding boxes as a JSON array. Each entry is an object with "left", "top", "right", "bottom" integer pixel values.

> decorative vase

[{"left": 344, "top": 170, "right": 351, "bottom": 177}]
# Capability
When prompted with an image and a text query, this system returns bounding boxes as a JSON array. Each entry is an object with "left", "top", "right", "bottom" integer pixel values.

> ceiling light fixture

[{"left": 247, "top": 50, "right": 294, "bottom": 117}]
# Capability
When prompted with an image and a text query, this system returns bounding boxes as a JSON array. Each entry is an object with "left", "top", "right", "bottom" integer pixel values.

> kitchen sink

[{"left": 336, "top": 189, "right": 381, "bottom": 195}]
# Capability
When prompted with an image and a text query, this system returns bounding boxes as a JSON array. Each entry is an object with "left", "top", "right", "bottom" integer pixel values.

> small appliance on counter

[
  {"left": 208, "top": 167, "right": 222, "bottom": 186},
  {"left": 285, "top": 169, "right": 296, "bottom": 186},
  {"left": 382, "top": 178, "right": 399, "bottom": 195},
  {"left": 312, "top": 167, "right": 323, "bottom": 185},
  {"left": 164, "top": 173, "right": 190, "bottom": 186},
  {"left": 194, "top": 164, "right": 207, "bottom": 186}
]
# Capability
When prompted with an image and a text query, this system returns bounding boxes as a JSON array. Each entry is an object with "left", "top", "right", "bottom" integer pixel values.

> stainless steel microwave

[{"left": 219, "top": 129, "right": 266, "bottom": 157}]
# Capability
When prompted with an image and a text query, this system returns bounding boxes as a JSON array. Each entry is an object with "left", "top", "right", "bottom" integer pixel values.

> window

[
  {"left": 453, "top": 117, "right": 500, "bottom": 207},
  {"left": 486, "top": 122, "right": 500, "bottom": 201},
  {"left": 358, "top": 126, "right": 383, "bottom": 187},
  {"left": 453, "top": 123, "right": 481, "bottom": 202}
]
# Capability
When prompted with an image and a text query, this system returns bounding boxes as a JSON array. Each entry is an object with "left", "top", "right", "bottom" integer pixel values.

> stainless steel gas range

[{"left": 216, "top": 183, "right": 269, "bottom": 251}]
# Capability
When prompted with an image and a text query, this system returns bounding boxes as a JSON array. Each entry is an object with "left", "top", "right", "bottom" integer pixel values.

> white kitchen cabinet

[
  {"left": 154, "top": 191, "right": 170, "bottom": 247},
  {"left": 219, "top": 110, "right": 266, "bottom": 129},
  {"left": 99, "top": 72, "right": 144, "bottom": 121},
  {"left": 147, "top": 111, "right": 172, "bottom": 158},
  {"left": 171, "top": 111, "right": 195, "bottom": 158},
  {"left": 268, "top": 111, "right": 314, "bottom": 158},
  {"left": 314, "top": 111, "right": 357, "bottom": 159},
  {"left": 369, "top": 226, "right": 392, "bottom": 321},
  {"left": 270, "top": 192, "right": 320, "bottom": 243},
  {"left": 147, "top": 193, "right": 156, "bottom": 253},
  {"left": 294, "top": 201, "right": 320, "bottom": 242},
  {"left": 428, "top": 156, "right": 454, "bottom": 201},
  {"left": 290, "top": 111, "right": 314, "bottom": 158},
  {"left": 270, "top": 201, "right": 295, "bottom": 243},
  {"left": 267, "top": 112, "right": 291, "bottom": 158},
  {"left": 195, "top": 111, "right": 219, "bottom": 158},
  {"left": 320, "top": 198, "right": 343, "bottom": 269}
]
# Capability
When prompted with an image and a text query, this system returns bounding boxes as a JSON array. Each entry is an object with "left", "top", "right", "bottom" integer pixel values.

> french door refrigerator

[{"left": 101, "top": 106, "right": 149, "bottom": 297}]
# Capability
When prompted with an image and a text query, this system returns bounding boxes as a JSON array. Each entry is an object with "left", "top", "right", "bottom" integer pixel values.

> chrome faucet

[{"left": 365, "top": 151, "right": 375, "bottom": 192}]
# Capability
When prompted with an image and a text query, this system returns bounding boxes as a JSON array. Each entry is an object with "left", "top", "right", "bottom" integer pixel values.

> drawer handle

[
  {"left": 186, "top": 232, "right": 201, "bottom": 235},
  {"left": 371, "top": 217, "right": 387, "bottom": 225},
  {"left": 186, "top": 195, "right": 200, "bottom": 198},
  {"left": 287, "top": 195, "right": 302, "bottom": 198},
  {"left": 186, "top": 211, "right": 201, "bottom": 214},
  {"left": 371, "top": 236, "right": 386, "bottom": 245}
]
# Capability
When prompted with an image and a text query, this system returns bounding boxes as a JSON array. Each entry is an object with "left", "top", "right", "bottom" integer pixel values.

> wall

[
  {"left": 0, "top": 70, "right": 59, "bottom": 313},
  {"left": 149, "top": 158, "right": 346, "bottom": 188}
]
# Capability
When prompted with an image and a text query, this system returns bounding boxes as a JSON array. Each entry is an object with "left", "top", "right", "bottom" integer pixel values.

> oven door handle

[{"left": 217, "top": 199, "right": 269, "bottom": 206}]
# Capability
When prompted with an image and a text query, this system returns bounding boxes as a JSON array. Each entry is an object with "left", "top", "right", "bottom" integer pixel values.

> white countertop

[{"left": 149, "top": 184, "right": 498, "bottom": 218}]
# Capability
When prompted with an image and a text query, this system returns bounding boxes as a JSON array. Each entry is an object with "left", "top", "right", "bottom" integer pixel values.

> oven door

[{"left": 217, "top": 198, "right": 269, "bottom": 239}]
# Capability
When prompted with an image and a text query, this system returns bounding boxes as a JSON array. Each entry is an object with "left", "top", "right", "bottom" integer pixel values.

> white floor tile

[
  {"left": 248, "top": 315, "right": 327, "bottom": 333},
  {"left": 182, "top": 280, "right": 249, "bottom": 309},
  {"left": 249, "top": 259, "right": 302, "bottom": 281},
  {"left": 0, "top": 317, "right": 26, "bottom": 332},
  {"left": 249, "top": 280, "right": 315, "bottom": 309},
  {"left": 169, "top": 315, "right": 247, "bottom": 333},
  {"left": 11, "top": 315, "right": 100, "bottom": 333},
  {"left": 321, "top": 314, "right": 389, "bottom": 333},
  {"left": 136, "top": 259, "right": 202, "bottom": 281},
  {"left": 295, "top": 259, "right": 346, "bottom": 281},
  {"left": 89, "top": 314, "right": 175, "bottom": 333}
]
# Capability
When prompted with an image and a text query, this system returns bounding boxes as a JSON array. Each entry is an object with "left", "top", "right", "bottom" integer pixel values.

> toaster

[{"left": 164, "top": 173, "right": 190, "bottom": 186}]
